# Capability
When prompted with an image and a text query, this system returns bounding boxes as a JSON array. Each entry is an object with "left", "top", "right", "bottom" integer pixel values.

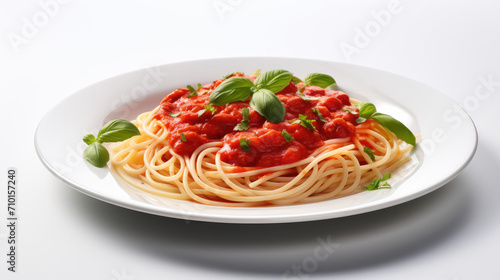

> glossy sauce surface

[{"left": 156, "top": 74, "right": 359, "bottom": 167}]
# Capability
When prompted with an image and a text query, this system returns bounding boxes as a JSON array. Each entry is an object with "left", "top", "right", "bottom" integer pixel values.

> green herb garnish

[
  {"left": 234, "top": 107, "right": 250, "bottom": 131},
  {"left": 364, "top": 173, "right": 391, "bottom": 191},
  {"left": 187, "top": 83, "right": 202, "bottom": 98},
  {"left": 363, "top": 147, "right": 376, "bottom": 161},
  {"left": 249, "top": 89, "right": 286, "bottom": 124},
  {"left": 313, "top": 108, "right": 328, "bottom": 123},
  {"left": 209, "top": 77, "right": 255, "bottom": 105},
  {"left": 291, "top": 114, "right": 317, "bottom": 131},
  {"left": 355, "top": 102, "right": 416, "bottom": 147},
  {"left": 355, "top": 102, "right": 376, "bottom": 121},
  {"left": 254, "top": 69, "right": 294, "bottom": 93},
  {"left": 205, "top": 104, "right": 216, "bottom": 115},
  {"left": 96, "top": 119, "right": 141, "bottom": 143},
  {"left": 169, "top": 112, "right": 181, "bottom": 117},
  {"left": 83, "top": 142, "right": 110, "bottom": 168},
  {"left": 303, "top": 73, "right": 337, "bottom": 90},
  {"left": 292, "top": 76, "right": 303, "bottom": 85},
  {"left": 282, "top": 129, "right": 294, "bottom": 142},
  {"left": 187, "top": 85, "right": 197, "bottom": 98},
  {"left": 209, "top": 70, "right": 415, "bottom": 148},
  {"left": 180, "top": 133, "right": 187, "bottom": 142},
  {"left": 209, "top": 69, "right": 292, "bottom": 123},
  {"left": 82, "top": 119, "right": 140, "bottom": 168},
  {"left": 240, "top": 138, "right": 251, "bottom": 152},
  {"left": 371, "top": 113, "right": 416, "bottom": 146},
  {"left": 82, "top": 134, "right": 96, "bottom": 145},
  {"left": 199, "top": 104, "right": 217, "bottom": 117}
]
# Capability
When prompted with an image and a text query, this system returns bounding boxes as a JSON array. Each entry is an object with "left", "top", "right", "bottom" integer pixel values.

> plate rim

[{"left": 34, "top": 56, "right": 478, "bottom": 224}]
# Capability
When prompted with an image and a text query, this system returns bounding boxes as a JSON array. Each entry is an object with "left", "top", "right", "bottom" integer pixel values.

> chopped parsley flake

[
  {"left": 291, "top": 114, "right": 317, "bottom": 131},
  {"left": 180, "top": 133, "right": 187, "bottom": 142},
  {"left": 282, "top": 129, "right": 294, "bottom": 142},
  {"left": 234, "top": 107, "right": 250, "bottom": 131},
  {"left": 363, "top": 147, "right": 376, "bottom": 161},
  {"left": 313, "top": 108, "right": 328, "bottom": 123},
  {"left": 239, "top": 138, "right": 251, "bottom": 152},
  {"left": 364, "top": 173, "right": 391, "bottom": 191}
]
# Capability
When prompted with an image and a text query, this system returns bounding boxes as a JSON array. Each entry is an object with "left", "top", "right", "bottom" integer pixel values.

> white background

[{"left": 1, "top": 0, "right": 499, "bottom": 279}]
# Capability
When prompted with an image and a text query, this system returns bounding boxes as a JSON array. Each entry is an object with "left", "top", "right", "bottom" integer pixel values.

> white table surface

[{"left": 1, "top": 0, "right": 499, "bottom": 279}]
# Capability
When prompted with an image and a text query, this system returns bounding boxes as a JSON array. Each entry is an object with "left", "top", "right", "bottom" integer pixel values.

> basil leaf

[
  {"left": 234, "top": 107, "right": 250, "bottom": 131},
  {"left": 254, "top": 69, "right": 293, "bottom": 93},
  {"left": 313, "top": 108, "right": 328, "bottom": 123},
  {"left": 83, "top": 134, "right": 96, "bottom": 145},
  {"left": 83, "top": 142, "right": 110, "bottom": 168},
  {"left": 96, "top": 119, "right": 140, "bottom": 143},
  {"left": 198, "top": 105, "right": 217, "bottom": 117},
  {"left": 282, "top": 129, "right": 294, "bottom": 142},
  {"left": 187, "top": 85, "right": 196, "bottom": 92},
  {"left": 241, "top": 107, "right": 249, "bottom": 121},
  {"left": 356, "top": 102, "right": 377, "bottom": 119},
  {"left": 82, "top": 119, "right": 141, "bottom": 168},
  {"left": 382, "top": 173, "right": 391, "bottom": 181},
  {"left": 169, "top": 112, "right": 181, "bottom": 117},
  {"left": 249, "top": 89, "right": 286, "bottom": 123},
  {"left": 234, "top": 122, "right": 250, "bottom": 131},
  {"left": 240, "top": 138, "right": 251, "bottom": 152},
  {"left": 354, "top": 102, "right": 416, "bottom": 146},
  {"left": 205, "top": 104, "right": 217, "bottom": 115},
  {"left": 180, "top": 133, "right": 187, "bottom": 142},
  {"left": 364, "top": 178, "right": 380, "bottom": 191},
  {"left": 209, "top": 77, "right": 254, "bottom": 106},
  {"left": 187, "top": 85, "right": 197, "bottom": 98},
  {"left": 371, "top": 113, "right": 416, "bottom": 146},
  {"left": 292, "top": 76, "right": 303, "bottom": 85},
  {"left": 292, "top": 114, "right": 316, "bottom": 131},
  {"left": 304, "top": 73, "right": 337, "bottom": 89},
  {"left": 364, "top": 173, "right": 391, "bottom": 191},
  {"left": 363, "top": 147, "right": 375, "bottom": 161}
]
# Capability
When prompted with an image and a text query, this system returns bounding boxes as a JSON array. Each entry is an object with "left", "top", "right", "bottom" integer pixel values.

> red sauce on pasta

[{"left": 155, "top": 73, "right": 359, "bottom": 167}]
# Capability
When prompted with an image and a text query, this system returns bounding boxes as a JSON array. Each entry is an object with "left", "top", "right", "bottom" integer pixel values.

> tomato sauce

[{"left": 155, "top": 74, "right": 359, "bottom": 167}]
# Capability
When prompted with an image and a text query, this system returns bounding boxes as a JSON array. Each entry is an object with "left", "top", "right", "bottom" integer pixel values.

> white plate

[{"left": 35, "top": 57, "right": 477, "bottom": 224}]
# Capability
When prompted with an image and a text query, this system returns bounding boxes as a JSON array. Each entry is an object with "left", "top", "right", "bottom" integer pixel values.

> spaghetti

[{"left": 109, "top": 71, "right": 414, "bottom": 207}]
